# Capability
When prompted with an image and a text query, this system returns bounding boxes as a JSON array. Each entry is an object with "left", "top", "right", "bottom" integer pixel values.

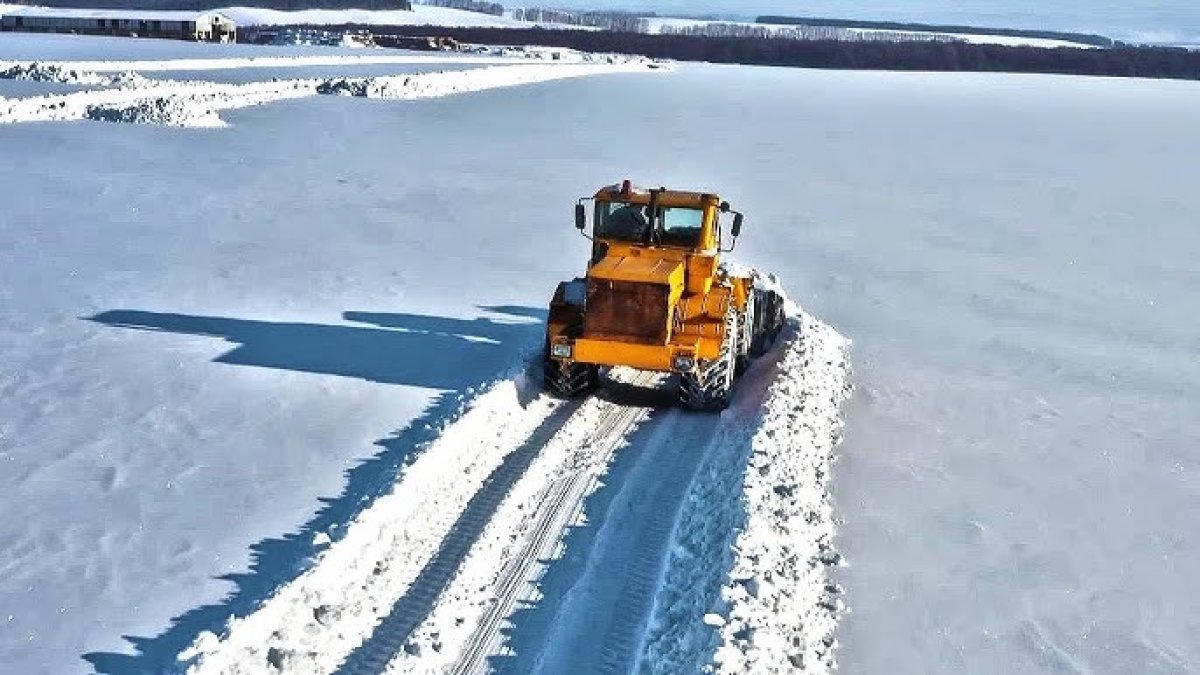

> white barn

[{"left": 0, "top": 8, "right": 236, "bottom": 42}]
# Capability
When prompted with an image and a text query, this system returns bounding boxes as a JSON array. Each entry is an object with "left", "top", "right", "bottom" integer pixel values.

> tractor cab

[{"left": 576, "top": 180, "right": 743, "bottom": 256}]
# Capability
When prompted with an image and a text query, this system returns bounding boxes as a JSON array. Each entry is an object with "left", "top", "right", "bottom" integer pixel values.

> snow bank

[
  {"left": 0, "top": 50, "right": 641, "bottom": 76},
  {"left": 710, "top": 308, "right": 851, "bottom": 674},
  {"left": 82, "top": 80, "right": 316, "bottom": 127},
  {"left": 0, "top": 61, "right": 114, "bottom": 85},
  {"left": 316, "top": 62, "right": 653, "bottom": 99},
  {"left": 637, "top": 306, "right": 851, "bottom": 674},
  {"left": 0, "top": 78, "right": 319, "bottom": 127},
  {"left": 0, "top": 61, "right": 663, "bottom": 127}
]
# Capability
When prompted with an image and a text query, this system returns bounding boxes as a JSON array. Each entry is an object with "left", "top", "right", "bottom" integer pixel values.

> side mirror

[
  {"left": 731, "top": 213, "right": 744, "bottom": 238},
  {"left": 719, "top": 201, "right": 731, "bottom": 213},
  {"left": 574, "top": 203, "right": 586, "bottom": 230}
]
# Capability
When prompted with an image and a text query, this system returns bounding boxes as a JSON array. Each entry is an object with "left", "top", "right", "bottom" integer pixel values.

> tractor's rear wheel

[
  {"left": 679, "top": 306, "right": 739, "bottom": 411},
  {"left": 543, "top": 349, "right": 599, "bottom": 399}
]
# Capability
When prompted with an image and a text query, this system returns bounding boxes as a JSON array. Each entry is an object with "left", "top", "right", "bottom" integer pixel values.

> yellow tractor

[{"left": 544, "top": 180, "right": 785, "bottom": 410}]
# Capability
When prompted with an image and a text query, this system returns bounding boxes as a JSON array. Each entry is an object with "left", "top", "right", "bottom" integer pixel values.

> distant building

[{"left": 0, "top": 8, "right": 236, "bottom": 43}]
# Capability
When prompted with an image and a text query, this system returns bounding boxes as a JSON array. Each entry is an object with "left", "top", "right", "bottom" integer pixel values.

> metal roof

[{"left": 2, "top": 7, "right": 232, "bottom": 21}]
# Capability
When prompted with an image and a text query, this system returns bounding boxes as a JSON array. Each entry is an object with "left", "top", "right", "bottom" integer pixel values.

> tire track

[
  {"left": 450, "top": 370, "right": 661, "bottom": 675},
  {"left": 333, "top": 400, "right": 584, "bottom": 675}
]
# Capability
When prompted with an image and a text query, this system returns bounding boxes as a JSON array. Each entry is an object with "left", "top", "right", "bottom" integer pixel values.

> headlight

[
  {"left": 672, "top": 355, "right": 696, "bottom": 371},
  {"left": 551, "top": 343, "right": 573, "bottom": 358}
]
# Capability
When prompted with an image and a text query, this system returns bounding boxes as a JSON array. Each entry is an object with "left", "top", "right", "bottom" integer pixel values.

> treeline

[
  {"left": 416, "top": 0, "right": 501, "bottom": 17},
  {"left": 658, "top": 21, "right": 956, "bottom": 43},
  {"left": 758, "top": 15, "right": 1116, "bottom": 47},
  {"left": 5, "top": 0, "right": 411, "bottom": 9},
  {"left": 336, "top": 25, "right": 1200, "bottom": 80},
  {"left": 510, "top": 8, "right": 648, "bottom": 32}
]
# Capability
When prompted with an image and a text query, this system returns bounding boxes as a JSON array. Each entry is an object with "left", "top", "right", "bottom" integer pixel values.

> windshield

[{"left": 595, "top": 202, "right": 703, "bottom": 248}]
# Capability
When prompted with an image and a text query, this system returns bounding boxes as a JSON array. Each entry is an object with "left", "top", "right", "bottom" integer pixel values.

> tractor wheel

[
  {"left": 749, "top": 288, "right": 785, "bottom": 357},
  {"left": 679, "top": 305, "right": 739, "bottom": 412},
  {"left": 543, "top": 348, "right": 598, "bottom": 399}
]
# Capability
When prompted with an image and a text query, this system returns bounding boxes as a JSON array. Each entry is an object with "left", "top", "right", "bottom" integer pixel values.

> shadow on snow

[{"left": 81, "top": 305, "right": 545, "bottom": 675}]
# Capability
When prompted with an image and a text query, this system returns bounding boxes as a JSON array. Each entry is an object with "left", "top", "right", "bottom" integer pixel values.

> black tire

[
  {"left": 735, "top": 292, "right": 754, "bottom": 376},
  {"left": 543, "top": 348, "right": 598, "bottom": 398},
  {"left": 749, "top": 288, "right": 785, "bottom": 357},
  {"left": 679, "top": 306, "right": 738, "bottom": 411}
]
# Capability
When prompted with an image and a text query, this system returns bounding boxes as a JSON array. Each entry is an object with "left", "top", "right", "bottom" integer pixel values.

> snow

[
  {"left": 0, "top": 60, "right": 662, "bottom": 127},
  {"left": 178, "top": 376, "right": 564, "bottom": 674},
  {"left": 3, "top": 31, "right": 1200, "bottom": 675},
  {"left": 2, "top": 7, "right": 229, "bottom": 21},
  {"left": 637, "top": 309, "right": 850, "bottom": 674},
  {"left": 3, "top": 54, "right": 513, "bottom": 74},
  {"left": 709, "top": 311, "right": 849, "bottom": 673},
  {"left": 219, "top": 5, "right": 527, "bottom": 28}
]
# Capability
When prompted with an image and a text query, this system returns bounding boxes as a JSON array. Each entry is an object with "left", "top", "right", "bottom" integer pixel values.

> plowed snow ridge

[
  {"left": 0, "top": 62, "right": 664, "bottom": 127},
  {"left": 173, "top": 305, "right": 849, "bottom": 675},
  {"left": 636, "top": 308, "right": 851, "bottom": 674}
]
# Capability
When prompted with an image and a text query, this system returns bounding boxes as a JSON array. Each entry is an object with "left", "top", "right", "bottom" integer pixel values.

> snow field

[{"left": 8, "top": 36, "right": 1194, "bottom": 674}]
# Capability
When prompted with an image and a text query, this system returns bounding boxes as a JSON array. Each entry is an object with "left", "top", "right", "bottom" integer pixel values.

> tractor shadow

[
  {"left": 592, "top": 371, "right": 680, "bottom": 409},
  {"left": 81, "top": 305, "right": 545, "bottom": 675}
]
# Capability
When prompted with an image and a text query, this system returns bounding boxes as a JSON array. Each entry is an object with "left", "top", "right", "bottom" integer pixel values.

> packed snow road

[{"left": 173, "top": 310, "right": 849, "bottom": 675}]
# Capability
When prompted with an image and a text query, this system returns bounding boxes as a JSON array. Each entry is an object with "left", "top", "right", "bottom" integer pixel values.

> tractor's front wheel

[
  {"left": 679, "top": 306, "right": 739, "bottom": 412},
  {"left": 543, "top": 348, "right": 599, "bottom": 399}
]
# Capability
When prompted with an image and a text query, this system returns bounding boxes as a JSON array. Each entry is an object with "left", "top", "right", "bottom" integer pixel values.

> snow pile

[
  {"left": 178, "top": 378, "right": 565, "bottom": 674},
  {"left": 82, "top": 82, "right": 312, "bottom": 127},
  {"left": 0, "top": 60, "right": 144, "bottom": 86},
  {"left": 86, "top": 96, "right": 219, "bottom": 127},
  {"left": 0, "top": 79, "right": 319, "bottom": 127},
  {"left": 316, "top": 62, "right": 654, "bottom": 99},
  {"left": 637, "top": 306, "right": 851, "bottom": 674},
  {"left": 710, "top": 308, "right": 851, "bottom": 674},
  {"left": 1, "top": 61, "right": 107, "bottom": 85}
]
